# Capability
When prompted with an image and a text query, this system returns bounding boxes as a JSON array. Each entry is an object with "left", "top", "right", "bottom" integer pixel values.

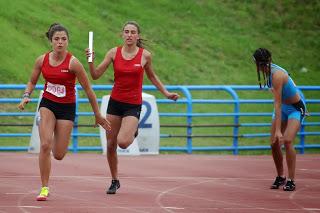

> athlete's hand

[
  {"left": 18, "top": 97, "right": 30, "bottom": 110},
  {"left": 166, "top": 92, "right": 179, "bottom": 101},
  {"left": 95, "top": 113, "right": 111, "bottom": 131},
  {"left": 85, "top": 48, "right": 95, "bottom": 62},
  {"left": 272, "top": 130, "right": 283, "bottom": 145}
]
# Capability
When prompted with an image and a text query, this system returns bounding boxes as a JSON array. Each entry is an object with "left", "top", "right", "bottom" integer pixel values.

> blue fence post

[
  {"left": 180, "top": 86, "right": 193, "bottom": 154},
  {"left": 72, "top": 87, "right": 79, "bottom": 153},
  {"left": 226, "top": 86, "right": 240, "bottom": 155}
]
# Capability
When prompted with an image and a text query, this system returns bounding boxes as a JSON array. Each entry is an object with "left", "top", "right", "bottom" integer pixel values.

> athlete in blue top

[{"left": 253, "top": 48, "right": 307, "bottom": 191}]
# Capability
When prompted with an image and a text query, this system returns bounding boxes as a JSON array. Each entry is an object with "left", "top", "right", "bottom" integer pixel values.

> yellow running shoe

[{"left": 36, "top": 186, "right": 49, "bottom": 201}]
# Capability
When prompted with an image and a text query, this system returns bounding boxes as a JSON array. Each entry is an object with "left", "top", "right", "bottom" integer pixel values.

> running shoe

[
  {"left": 36, "top": 186, "right": 49, "bottom": 201},
  {"left": 270, "top": 176, "right": 286, "bottom": 189},
  {"left": 283, "top": 179, "right": 296, "bottom": 191},
  {"left": 106, "top": 179, "right": 120, "bottom": 194}
]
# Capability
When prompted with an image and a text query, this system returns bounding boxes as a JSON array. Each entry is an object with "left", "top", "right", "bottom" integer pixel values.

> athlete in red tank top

[
  {"left": 85, "top": 21, "right": 179, "bottom": 194},
  {"left": 111, "top": 46, "right": 144, "bottom": 104},
  {"left": 42, "top": 52, "right": 76, "bottom": 103},
  {"left": 19, "top": 23, "right": 110, "bottom": 201}
]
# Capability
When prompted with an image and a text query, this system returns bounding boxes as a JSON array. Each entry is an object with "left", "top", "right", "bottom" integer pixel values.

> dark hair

[
  {"left": 253, "top": 48, "right": 272, "bottom": 65},
  {"left": 253, "top": 48, "right": 272, "bottom": 88},
  {"left": 45, "top": 23, "right": 69, "bottom": 41},
  {"left": 122, "top": 21, "right": 146, "bottom": 48}
]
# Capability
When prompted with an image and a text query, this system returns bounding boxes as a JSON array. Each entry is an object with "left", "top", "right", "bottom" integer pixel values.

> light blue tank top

[{"left": 269, "top": 64, "right": 298, "bottom": 101}]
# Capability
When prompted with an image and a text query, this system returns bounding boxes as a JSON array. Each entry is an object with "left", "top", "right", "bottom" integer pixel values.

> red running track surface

[{"left": 0, "top": 153, "right": 319, "bottom": 213}]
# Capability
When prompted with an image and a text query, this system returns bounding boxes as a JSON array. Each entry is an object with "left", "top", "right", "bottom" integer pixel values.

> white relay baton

[{"left": 88, "top": 31, "right": 93, "bottom": 63}]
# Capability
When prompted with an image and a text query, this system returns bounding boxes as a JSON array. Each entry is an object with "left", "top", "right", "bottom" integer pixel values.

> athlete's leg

[
  {"left": 117, "top": 116, "right": 139, "bottom": 149},
  {"left": 38, "top": 108, "right": 56, "bottom": 187},
  {"left": 270, "top": 119, "right": 287, "bottom": 177},
  {"left": 106, "top": 114, "right": 122, "bottom": 180},
  {"left": 283, "top": 119, "right": 300, "bottom": 180},
  {"left": 52, "top": 120, "right": 73, "bottom": 160}
]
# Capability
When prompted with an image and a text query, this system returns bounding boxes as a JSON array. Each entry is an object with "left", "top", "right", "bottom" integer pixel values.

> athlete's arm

[
  {"left": 18, "top": 55, "right": 44, "bottom": 110},
  {"left": 71, "top": 57, "right": 111, "bottom": 130},
  {"left": 86, "top": 47, "right": 116, "bottom": 80},
  {"left": 271, "top": 71, "right": 285, "bottom": 144},
  {"left": 143, "top": 50, "right": 179, "bottom": 101}
]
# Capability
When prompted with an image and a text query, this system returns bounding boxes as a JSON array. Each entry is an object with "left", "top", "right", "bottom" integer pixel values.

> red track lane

[{"left": 0, "top": 153, "right": 319, "bottom": 213}]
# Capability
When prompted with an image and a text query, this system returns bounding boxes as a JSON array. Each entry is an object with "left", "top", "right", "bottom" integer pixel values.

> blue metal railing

[{"left": 0, "top": 84, "right": 319, "bottom": 154}]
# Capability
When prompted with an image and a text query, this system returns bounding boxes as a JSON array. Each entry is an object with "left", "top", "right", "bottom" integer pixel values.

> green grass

[{"left": 0, "top": 0, "right": 319, "bottom": 153}]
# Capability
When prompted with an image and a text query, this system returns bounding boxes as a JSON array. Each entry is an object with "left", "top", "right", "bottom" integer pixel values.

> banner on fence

[
  {"left": 28, "top": 91, "right": 43, "bottom": 153},
  {"left": 99, "top": 93, "right": 160, "bottom": 155}
]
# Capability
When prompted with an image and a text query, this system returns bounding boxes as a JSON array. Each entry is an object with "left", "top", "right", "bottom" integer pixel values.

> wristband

[{"left": 22, "top": 92, "right": 30, "bottom": 98}]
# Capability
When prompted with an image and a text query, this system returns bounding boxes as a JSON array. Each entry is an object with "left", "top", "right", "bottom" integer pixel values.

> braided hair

[{"left": 252, "top": 48, "right": 272, "bottom": 88}]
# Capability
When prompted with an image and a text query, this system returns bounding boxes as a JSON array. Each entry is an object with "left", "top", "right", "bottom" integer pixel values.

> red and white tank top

[
  {"left": 111, "top": 46, "right": 144, "bottom": 104},
  {"left": 41, "top": 52, "right": 76, "bottom": 103}
]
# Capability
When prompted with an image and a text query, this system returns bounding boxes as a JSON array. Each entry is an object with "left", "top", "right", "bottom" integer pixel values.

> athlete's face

[
  {"left": 258, "top": 64, "right": 269, "bottom": 73},
  {"left": 122, "top": 24, "right": 139, "bottom": 46},
  {"left": 51, "top": 31, "right": 69, "bottom": 53}
]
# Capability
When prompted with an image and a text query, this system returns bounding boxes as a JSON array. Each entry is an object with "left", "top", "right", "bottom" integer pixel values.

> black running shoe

[
  {"left": 106, "top": 179, "right": 120, "bottom": 194},
  {"left": 270, "top": 176, "right": 286, "bottom": 189},
  {"left": 283, "top": 180, "right": 296, "bottom": 191}
]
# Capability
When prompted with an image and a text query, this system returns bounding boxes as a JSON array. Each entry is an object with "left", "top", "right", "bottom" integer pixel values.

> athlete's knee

[
  {"left": 53, "top": 153, "right": 65, "bottom": 160},
  {"left": 117, "top": 136, "right": 132, "bottom": 149},
  {"left": 118, "top": 143, "right": 129, "bottom": 149},
  {"left": 107, "top": 138, "right": 118, "bottom": 151},
  {"left": 283, "top": 138, "right": 293, "bottom": 148},
  {"left": 270, "top": 141, "right": 281, "bottom": 149},
  {"left": 40, "top": 142, "right": 52, "bottom": 153}
]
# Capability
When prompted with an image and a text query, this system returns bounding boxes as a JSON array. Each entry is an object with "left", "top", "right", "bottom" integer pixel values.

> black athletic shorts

[
  {"left": 39, "top": 97, "right": 76, "bottom": 121},
  {"left": 107, "top": 97, "right": 141, "bottom": 119}
]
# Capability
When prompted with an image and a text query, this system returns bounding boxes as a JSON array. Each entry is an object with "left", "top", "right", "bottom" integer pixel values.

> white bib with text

[{"left": 46, "top": 82, "right": 66, "bottom": 97}]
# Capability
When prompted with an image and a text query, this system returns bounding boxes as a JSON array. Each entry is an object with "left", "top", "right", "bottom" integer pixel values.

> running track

[{"left": 0, "top": 153, "right": 319, "bottom": 213}]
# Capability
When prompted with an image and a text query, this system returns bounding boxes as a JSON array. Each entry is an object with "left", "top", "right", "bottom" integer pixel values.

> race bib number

[{"left": 46, "top": 82, "right": 66, "bottom": 97}]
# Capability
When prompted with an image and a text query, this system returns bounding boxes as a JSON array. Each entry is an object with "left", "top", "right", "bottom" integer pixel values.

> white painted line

[
  {"left": 299, "top": 168, "right": 320, "bottom": 172},
  {"left": 164, "top": 207, "right": 184, "bottom": 210},
  {"left": 5, "top": 193, "right": 28, "bottom": 195},
  {"left": 19, "top": 206, "right": 41, "bottom": 209}
]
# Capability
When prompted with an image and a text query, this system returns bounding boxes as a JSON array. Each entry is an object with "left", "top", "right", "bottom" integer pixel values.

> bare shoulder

[
  {"left": 272, "top": 69, "right": 286, "bottom": 80},
  {"left": 70, "top": 55, "right": 80, "bottom": 65},
  {"left": 36, "top": 54, "right": 46, "bottom": 63},
  {"left": 35, "top": 54, "right": 46, "bottom": 67},
  {"left": 142, "top": 49, "right": 152, "bottom": 60},
  {"left": 69, "top": 56, "right": 83, "bottom": 72},
  {"left": 272, "top": 70, "right": 287, "bottom": 89},
  {"left": 110, "top": 47, "right": 117, "bottom": 53},
  {"left": 107, "top": 47, "right": 117, "bottom": 57}
]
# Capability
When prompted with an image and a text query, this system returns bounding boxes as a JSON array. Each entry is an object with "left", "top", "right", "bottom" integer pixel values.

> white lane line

[
  {"left": 0, "top": 206, "right": 41, "bottom": 209},
  {"left": 300, "top": 168, "right": 320, "bottom": 172},
  {"left": 19, "top": 206, "right": 41, "bottom": 209},
  {"left": 164, "top": 207, "right": 185, "bottom": 210},
  {"left": 5, "top": 193, "right": 28, "bottom": 195}
]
